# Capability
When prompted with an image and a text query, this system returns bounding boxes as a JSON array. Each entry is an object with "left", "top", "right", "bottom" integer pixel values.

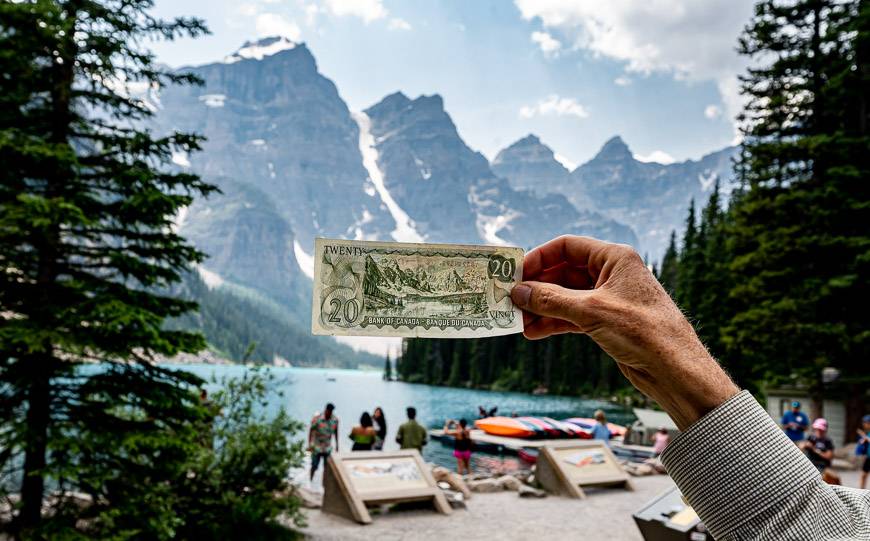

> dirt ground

[{"left": 295, "top": 469, "right": 865, "bottom": 541}]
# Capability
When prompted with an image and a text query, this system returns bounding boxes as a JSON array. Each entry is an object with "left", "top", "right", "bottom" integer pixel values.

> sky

[{"left": 149, "top": 0, "right": 757, "bottom": 167}]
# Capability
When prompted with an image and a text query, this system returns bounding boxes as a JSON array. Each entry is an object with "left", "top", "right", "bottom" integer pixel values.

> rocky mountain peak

[
  {"left": 594, "top": 135, "right": 633, "bottom": 162},
  {"left": 493, "top": 134, "right": 560, "bottom": 169},
  {"left": 223, "top": 36, "right": 301, "bottom": 64}
]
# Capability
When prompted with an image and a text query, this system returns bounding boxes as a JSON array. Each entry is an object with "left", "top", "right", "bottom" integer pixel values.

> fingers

[
  {"left": 511, "top": 280, "right": 590, "bottom": 322},
  {"left": 523, "top": 317, "right": 579, "bottom": 340},
  {"left": 523, "top": 235, "right": 612, "bottom": 281},
  {"left": 537, "top": 262, "right": 596, "bottom": 291}
]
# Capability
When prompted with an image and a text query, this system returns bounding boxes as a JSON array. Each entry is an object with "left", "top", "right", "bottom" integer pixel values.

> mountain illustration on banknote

[{"left": 362, "top": 253, "right": 488, "bottom": 318}]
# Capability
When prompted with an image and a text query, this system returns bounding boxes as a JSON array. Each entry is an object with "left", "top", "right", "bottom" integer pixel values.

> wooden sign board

[
  {"left": 536, "top": 440, "right": 633, "bottom": 498},
  {"left": 322, "top": 449, "right": 451, "bottom": 524}
]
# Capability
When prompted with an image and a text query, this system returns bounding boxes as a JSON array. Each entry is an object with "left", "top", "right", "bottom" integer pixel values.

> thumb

[{"left": 511, "top": 281, "right": 589, "bottom": 322}]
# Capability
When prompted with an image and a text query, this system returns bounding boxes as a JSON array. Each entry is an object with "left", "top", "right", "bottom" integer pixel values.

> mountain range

[{"left": 150, "top": 36, "right": 737, "bottom": 365}]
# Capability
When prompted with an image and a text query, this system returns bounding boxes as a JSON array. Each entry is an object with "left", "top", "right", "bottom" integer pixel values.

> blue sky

[{"left": 150, "top": 0, "right": 756, "bottom": 167}]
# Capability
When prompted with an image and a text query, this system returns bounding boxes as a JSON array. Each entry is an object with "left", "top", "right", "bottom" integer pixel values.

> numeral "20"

[
  {"left": 328, "top": 298, "right": 360, "bottom": 323},
  {"left": 488, "top": 258, "right": 515, "bottom": 279}
]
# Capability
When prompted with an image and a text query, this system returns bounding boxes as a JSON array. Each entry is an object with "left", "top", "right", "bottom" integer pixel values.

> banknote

[{"left": 311, "top": 238, "right": 524, "bottom": 338}]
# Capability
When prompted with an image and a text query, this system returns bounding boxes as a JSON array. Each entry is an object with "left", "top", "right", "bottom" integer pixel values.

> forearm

[
  {"left": 611, "top": 314, "right": 738, "bottom": 430},
  {"left": 661, "top": 391, "right": 870, "bottom": 540}
]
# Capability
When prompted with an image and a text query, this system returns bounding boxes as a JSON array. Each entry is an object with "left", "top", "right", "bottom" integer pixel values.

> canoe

[
  {"left": 563, "top": 417, "right": 627, "bottom": 438},
  {"left": 475, "top": 417, "right": 538, "bottom": 438},
  {"left": 540, "top": 417, "right": 591, "bottom": 438},
  {"left": 516, "top": 416, "right": 563, "bottom": 438},
  {"left": 518, "top": 446, "right": 539, "bottom": 464}
]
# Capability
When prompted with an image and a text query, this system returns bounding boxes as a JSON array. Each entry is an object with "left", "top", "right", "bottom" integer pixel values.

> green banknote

[{"left": 311, "top": 238, "right": 524, "bottom": 338}]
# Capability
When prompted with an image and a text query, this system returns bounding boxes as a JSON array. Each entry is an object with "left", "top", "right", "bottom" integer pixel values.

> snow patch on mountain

[
  {"left": 199, "top": 94, "right": 226, "bottom": 108},
  {"left": 223, "top": 36, "right": 297, "bottom": 63},
  {"left": 171, "top": 150, "right": 190, "bottom": 168},
  {"left": 699, "top": 171, "right": 718, "bottom": 191},
  {"left": 197, "top": 266, "right": 224, "bottom": 289},
  {"left": 293, "top": 240, "right": 314, "bottom": 279},
  {"left": 353, "top": 111, "right": 424, "bottom": 243},
  {"left": 476, "top": 213, "right": 517, "bottom": 246},
  {"left": 554, "top": 153, "right": 577, "bottom": 171},
  {"left": 172, "top": 206, "right": 188, "bottom": 233}
]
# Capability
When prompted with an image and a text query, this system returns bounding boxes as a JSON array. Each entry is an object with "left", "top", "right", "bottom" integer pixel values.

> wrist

[{"left": 641, "top": 353, "right": 739, "bottom": 431}]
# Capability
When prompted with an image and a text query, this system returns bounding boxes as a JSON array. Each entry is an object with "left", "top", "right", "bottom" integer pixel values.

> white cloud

[
  {"left": 514, "top": 0, "right": 755, "bottom": 130},
  {"left": 520, "top": 94, "right": 589, "bottom": 120},
  {"left": 614, "top": 75, "right": 632, "bottom": 86},
  {"left": 704, "top": 104, "right": 722, "bottom": 119},
  {"left": 323, "top": 0, "right": 387, "bottom": 23},
  {"left": 531, "top": 30, "right": 561, "bottom": 56},
  {"left": 255, "top": 13, "right": 302, "bottom": 40},
  {"left": 635, "top": 150, "right": 676, "bottom": 164},
  {"left": 387, "top": 17, "right": 412, "bottom": 31}
]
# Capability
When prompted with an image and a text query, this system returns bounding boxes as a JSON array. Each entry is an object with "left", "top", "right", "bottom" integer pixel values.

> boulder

[
  {"left": 432, "top": 466, "right": 472, "bottom": 499},
  {"left": 518, "top": 484, "right": 547, "bottom": 498},
  {"left": 469, "top": 478, "right": 502, "bottom": 493},
  {"left": 496, "top": 475, "right": 522, "bottom": 491},
  {"left": 442, "top": 490, "right": 467, "bottom": 510}
]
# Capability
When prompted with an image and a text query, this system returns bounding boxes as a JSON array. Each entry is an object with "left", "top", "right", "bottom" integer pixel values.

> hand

[{"left": 511, "top": 236, "right": 739, "bottom": 430}]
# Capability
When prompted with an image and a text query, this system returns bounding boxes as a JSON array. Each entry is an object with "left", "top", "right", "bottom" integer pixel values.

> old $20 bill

[{"left": 311, "top": 238, "right": 524, "bottom": 338}]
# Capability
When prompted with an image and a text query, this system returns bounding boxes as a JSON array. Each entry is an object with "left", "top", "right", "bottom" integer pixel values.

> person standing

[
  {"left": 349, "top": 412, "right": 377, "bottom": 451},
  {"left": 781, "top": 400, "right": 810, "bottom": 442},
  {"left": 652, "top": 427, "right": 670, "bottom": 456},
  {"left": 444, "top": 418, "right": 473, "bottom": 475},
  {"left": 372, "top": 407, "right": 387, "bottom": 450},
  {"left": 396, "top": 407, "right": 427, "bottom": 452},
  {"left": 800, "top": 418, "right": 834, "bottom": 473},
  {"left": 858, "top": 414, "right": 870, "bottom": 490},
  {"left": 308, "top": 403, "right": 339, "bottom": 483},
  {"left": 591, "top": 409, "right": 611, "bottom": 447}
]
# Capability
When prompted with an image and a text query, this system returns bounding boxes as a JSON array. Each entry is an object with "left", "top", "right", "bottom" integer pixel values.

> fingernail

[{"left": 512, "top": 284, "right": 531, "bottom": 307}]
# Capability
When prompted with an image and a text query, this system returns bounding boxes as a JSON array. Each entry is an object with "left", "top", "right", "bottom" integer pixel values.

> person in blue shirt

[
  {"left": 591, "top": 409, "right": 612, "bottom": 446},
  {"left": 781, "top": 400, "right": 809, "bottom": 442},
  {"left": 858, "top": 414, "right": 870, "bottom": 490}
]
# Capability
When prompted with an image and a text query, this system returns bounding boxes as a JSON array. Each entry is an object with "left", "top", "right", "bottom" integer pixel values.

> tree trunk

[{"left": 18, "top": 359, "right": 52, "bottom": 531}]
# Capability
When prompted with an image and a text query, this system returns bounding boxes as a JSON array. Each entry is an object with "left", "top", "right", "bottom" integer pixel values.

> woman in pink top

[{"left": 652, "top": 427, "right": 670, "bottom": 455}]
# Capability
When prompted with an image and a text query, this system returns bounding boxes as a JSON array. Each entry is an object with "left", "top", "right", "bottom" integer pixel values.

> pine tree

[
  {"left": 675, "top": 200, "right": 702, "bottom": 314},
  {"left": 658, "top": 231, "right": 680, "bottom": 296},
  {"left": 383, "top": 353, "right": 393, "bottom": 381},
  {"left": 0, "top": 0, "right": 213, "bottom": 533},
  {"left": 726, "top": 0, "right": 870, "bottom": 416}
]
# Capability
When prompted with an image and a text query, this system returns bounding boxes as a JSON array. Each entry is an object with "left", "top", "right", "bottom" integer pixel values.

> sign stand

[
  {"left": 536, "top": 440, "right": 633, "bottom": 499},
  {"left": 322, "top": 449, "right": 451, "bottom": 524}
]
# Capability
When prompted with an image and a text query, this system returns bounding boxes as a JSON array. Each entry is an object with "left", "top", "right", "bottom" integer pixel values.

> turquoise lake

[{"left": 179, "top": 364, "right": 635, "bottom": 470}]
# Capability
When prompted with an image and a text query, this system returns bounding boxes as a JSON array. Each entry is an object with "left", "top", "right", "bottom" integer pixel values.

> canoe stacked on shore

[
  {"left": 474, "top": 416, "right": 624, "bottom": 440},
  {"left": 563, "top": 417, "right": 627, "bottom": 438}
]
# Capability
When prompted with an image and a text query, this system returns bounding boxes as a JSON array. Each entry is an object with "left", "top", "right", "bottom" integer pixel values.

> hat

[
  {"left": 791, "top": 401, "right": 801, "bottom": 408},
  {"left": 812, "top": 418, "right": 828, "bottom": 431},
  {"left": 862, "top": 414, "right": 870, "bottom": 424}
]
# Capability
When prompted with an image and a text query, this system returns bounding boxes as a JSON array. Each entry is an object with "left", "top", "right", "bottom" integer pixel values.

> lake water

[{"left": 179, "top": 364, "right": 635, "bottom": 470}]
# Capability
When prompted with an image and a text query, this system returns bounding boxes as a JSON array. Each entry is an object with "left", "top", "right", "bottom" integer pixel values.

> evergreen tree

[
  {"left": 658, "top": 231, "right": 680, "bottom": 296},
  {"left": 0, "top": 0, "right": 215, "bottom": 534},
  {"left": 726, "top": 0, "right": 869, "bottom": 416},
  {"left": 383, "top": 353, "right": 393, "bottom": 381},
  {"left": 675, "top": 200, "right": 703, "bottom": 315}
]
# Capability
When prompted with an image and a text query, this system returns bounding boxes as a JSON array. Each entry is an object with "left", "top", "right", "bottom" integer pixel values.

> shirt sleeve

[{"left": 660, "top": 390, "right": 870, "bottom": 540}]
